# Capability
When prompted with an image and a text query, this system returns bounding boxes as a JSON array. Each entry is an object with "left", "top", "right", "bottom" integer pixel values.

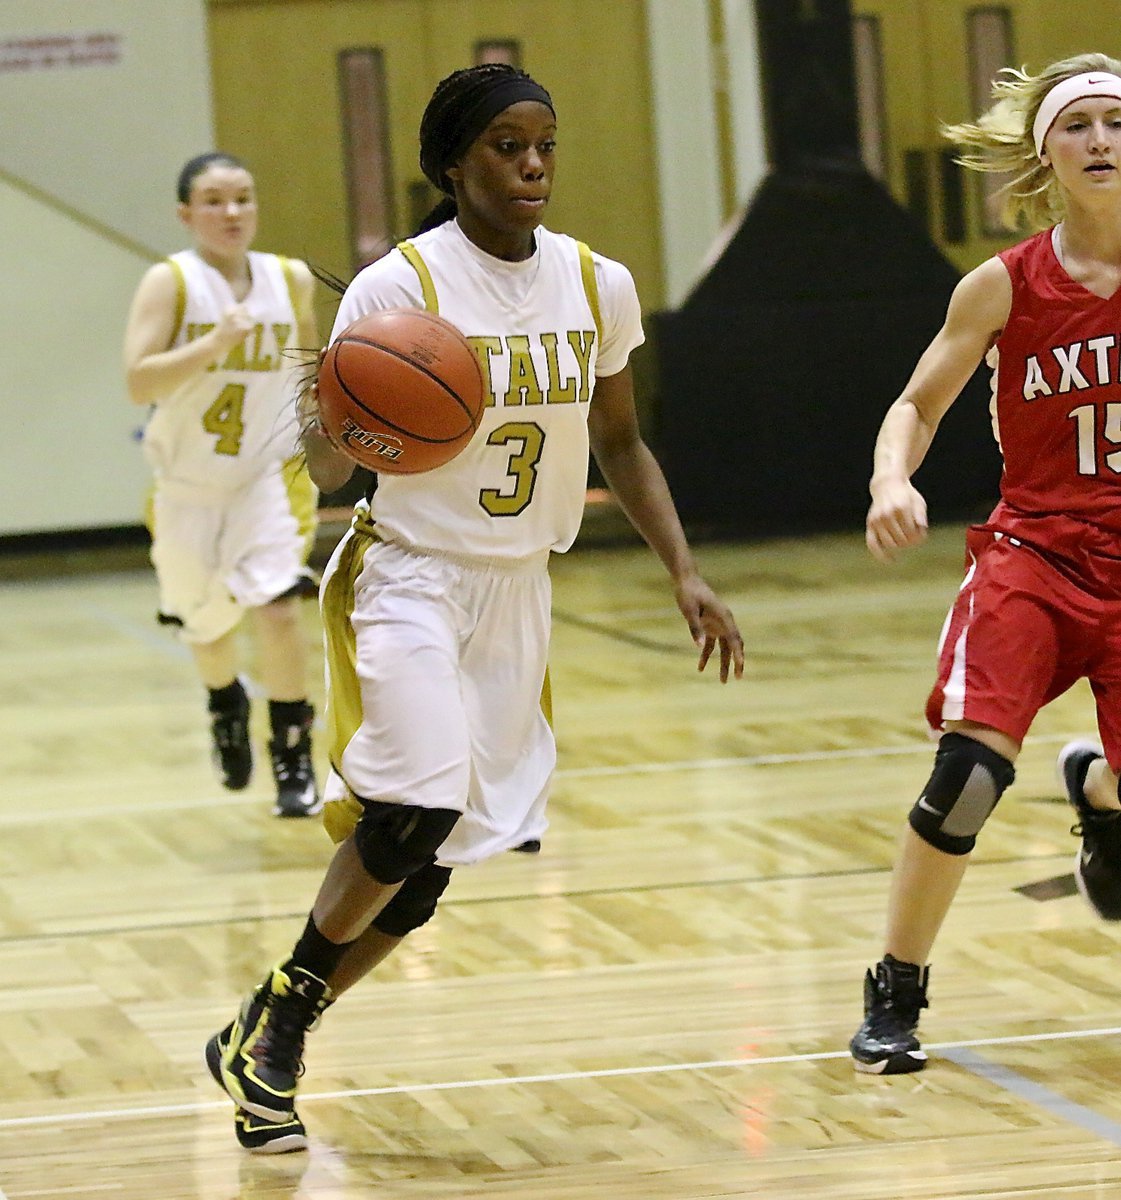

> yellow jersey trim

[
  {"left": 277, "top": 254, "right": 300, "bottom": 316},
  {"left": 319, "top": 508, "right": 380, "bottom": 844},
  {"left": 397, "top": 240, "right": 439, "bottom": 314},
  {"left": 166, "top": 256, "right": 187, "bottom": 345},
  {"left": 576, "top": 241, "right": 602, "bottom": 345}
]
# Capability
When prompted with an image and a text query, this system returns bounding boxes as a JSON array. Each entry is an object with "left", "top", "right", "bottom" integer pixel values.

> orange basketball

[{"left": 317, "top": 309, "right": 485, "bottom": 474}]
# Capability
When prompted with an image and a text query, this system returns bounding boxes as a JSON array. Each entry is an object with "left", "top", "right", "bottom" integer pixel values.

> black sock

[
  {"left": 288, "top": 913, "right": 353, "bottom": 982},
  {"left": 208, "top": 679, "right": 245, "bottom": 712},
  {"left": 269, "top": 698, "right": 311, "bottom": 736}
]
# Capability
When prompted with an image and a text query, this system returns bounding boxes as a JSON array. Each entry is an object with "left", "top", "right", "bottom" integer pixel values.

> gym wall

[{"left": 0, "top": 0, "right": 213, "bottom": 539}]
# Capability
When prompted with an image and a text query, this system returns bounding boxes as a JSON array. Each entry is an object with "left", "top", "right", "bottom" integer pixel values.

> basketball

[{"left": 317, "top": 309, "right": 485, "bottom": 474}]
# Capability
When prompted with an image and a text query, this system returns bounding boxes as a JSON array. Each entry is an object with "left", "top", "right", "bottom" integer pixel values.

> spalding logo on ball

[{"left": 317, "top": 309, "right": 485, "bottom": 474}]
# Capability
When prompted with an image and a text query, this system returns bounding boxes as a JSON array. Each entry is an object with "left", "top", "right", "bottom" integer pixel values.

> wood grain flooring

[{"left": 3, "top": 522, "right": 1121, "bottom": 1199}]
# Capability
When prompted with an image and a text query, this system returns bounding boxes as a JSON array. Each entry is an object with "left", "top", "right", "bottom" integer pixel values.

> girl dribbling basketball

[{"left": 207, "top": 64, "right": 745, "bottom": 1149}]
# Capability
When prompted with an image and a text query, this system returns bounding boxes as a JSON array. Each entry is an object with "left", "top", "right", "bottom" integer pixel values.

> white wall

[
  {"left": 644, "top": 0, "right": 769, "bottom": 309},
  {"left": 0, "top": 0, "right": 213, "bottom": 536},
  {"left": 721, "top": 0, "right": 768, "bottom": 211}
]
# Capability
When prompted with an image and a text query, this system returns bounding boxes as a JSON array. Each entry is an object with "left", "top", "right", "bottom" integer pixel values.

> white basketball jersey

[
  {"left": 331, "top": 221, "right": 644, "bottom": 558},
  {"left": 143, "top": 250, "right": 302, "bottom": 490}
]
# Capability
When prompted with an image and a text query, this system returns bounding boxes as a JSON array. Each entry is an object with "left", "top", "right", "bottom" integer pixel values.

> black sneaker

[
  {"left": 220, "top": 964, "right": 331, "bottom": 1121},
  {"left": 1058, "top": 740, "right": 1121, "bottom": 920},
  {"left": 205, "top": 1021, "right": 308, "bottom": 1154},
  {"left": 849, "top": 954, "right": 930, "bottom": 1074},
  {"left": 269, "top": 702, "right": 322, "bottom": 818},
  {"left": 511, "top": 839, "right": 541, "bottom": 854},
  {"left": 210, "top": 680, "right": 252, "bottom": 790}
]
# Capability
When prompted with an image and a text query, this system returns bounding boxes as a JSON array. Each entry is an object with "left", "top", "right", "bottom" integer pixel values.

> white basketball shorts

[
  {"left": 149, "top": 468, "right": 311, "bottom": 644},
  {"left": 320, "top": 524, "right": 554, "bottom": 867}
]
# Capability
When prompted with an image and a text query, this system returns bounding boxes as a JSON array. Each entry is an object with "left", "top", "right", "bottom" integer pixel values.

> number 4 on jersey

[{"left": 203, "top": 383, "right": 246, "bottom": 456}]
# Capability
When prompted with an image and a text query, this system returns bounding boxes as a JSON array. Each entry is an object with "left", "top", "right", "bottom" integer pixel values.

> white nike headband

[{"left": 1033, "top": 71, "right": 1121, "bottom": 156}]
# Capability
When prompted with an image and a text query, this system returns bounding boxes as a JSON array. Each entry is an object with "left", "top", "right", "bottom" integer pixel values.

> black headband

[{"left": 421, "top": 77, "right": 555, "bottom": 194}]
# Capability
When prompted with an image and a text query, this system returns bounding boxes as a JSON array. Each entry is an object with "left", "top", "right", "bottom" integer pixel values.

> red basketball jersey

[{"left": 990, "top": 228, "right": 1121, "bottom": 545}]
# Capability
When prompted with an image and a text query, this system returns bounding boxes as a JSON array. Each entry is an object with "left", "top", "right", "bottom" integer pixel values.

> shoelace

[
  {"left": 255, "top": 987, "right": 320, "bottom": 1075},
  {"left": 213, "top": 715, "right": 247, "bottom": 749},
  {"left": 271, "top": 750, "right": 311, "bottom": 784},
  {"left": 874, "top": 982, "right": 928, "bottom": 1025}
]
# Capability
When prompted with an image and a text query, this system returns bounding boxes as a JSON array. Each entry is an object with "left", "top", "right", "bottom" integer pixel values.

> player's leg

[
  {"left": 205, "top": 864, "right": 450, "bottom": 1152},
  {"left": 150, "top": 487, "right": 252, "bottom": 788},
  {"left": 249, "top": 595, "right": 320, "bottom": 816},
  {"left": 851, "top": 724, "right": 1019, "bottom": 1075},
  {"left": 1060, "top": 637, "right": 1121, "bottom": 919},
  {"left": 331, "top": 861, "right": 453, "bottom": 991},
  {"left": 224, "top": 472, "right": 320, "bottom": 815},
  {"left": 194, "top": 631, "right": 253, "bottom": 791},
  {"left": 851, "top": 533, "right": 1060, "bottom": 1074},
  {"left": 215, "top": 538, "right": 467, "bottom": 1120},
  {"left": 884, "top": 722, "right": 1020, "bottom": 963}
]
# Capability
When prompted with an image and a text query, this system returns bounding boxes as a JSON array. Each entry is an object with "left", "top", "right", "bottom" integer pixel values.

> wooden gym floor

[{"left": 4, "top": 519, "right": 1121, "bottom": 1199}]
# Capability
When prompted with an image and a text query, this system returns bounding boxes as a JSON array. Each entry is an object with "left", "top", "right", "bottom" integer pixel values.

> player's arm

[
  {"left": 123, "top": 262, "right": 252, "bottom": 406},
  {"left": 298, "top": 375, "right": 355, "bottom": 494},
  {"left": 867, "top": 255, "right": 1011, "bottom": 562},
  {"left": 588, "top": 365, "right": 744, "bottom": 681}
]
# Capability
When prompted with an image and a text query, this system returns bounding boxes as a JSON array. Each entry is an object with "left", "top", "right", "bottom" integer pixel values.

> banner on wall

[{"left": 0, "top": 31, "right": 122, "bottom": 72}]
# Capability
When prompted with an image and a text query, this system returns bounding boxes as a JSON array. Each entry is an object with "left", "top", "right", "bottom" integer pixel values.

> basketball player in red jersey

[{"left": 850, "top": 53, "right": 1121, "bottom": 1074}]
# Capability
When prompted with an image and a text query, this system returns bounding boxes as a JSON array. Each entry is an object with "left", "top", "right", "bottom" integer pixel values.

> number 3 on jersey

[
  {"left": 202, "top": 383, "right": 246, "bottom": 456},
  {"left": 1068, "top": 402, "right": 1121, "bottom": 475},
  {"left": 480, "top": 422, "right": 545, "bottom": 516}
]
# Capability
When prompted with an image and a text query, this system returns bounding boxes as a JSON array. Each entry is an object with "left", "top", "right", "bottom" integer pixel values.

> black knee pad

[
  {"left": 908, "top": 732, "right": 1016, "bottom": 855},
  {"left": 353, "top": 800, "right": 460, "bottom": 884},
  {"left": 372, "top": 863, "right": 453, "bottom": 936}
]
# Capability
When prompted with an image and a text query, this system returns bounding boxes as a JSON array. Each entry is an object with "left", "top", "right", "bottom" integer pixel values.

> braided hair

[
  {"left": 414, "top": 63, "right": 554, "bottom": 234},
  {"left": 176, "top": 152, "right": 248, "bottom": 202}
]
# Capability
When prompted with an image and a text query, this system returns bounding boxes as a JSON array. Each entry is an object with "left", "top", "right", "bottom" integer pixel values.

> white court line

[
  {"left": 86, "top": 604, "right": 191, "bottom": 661},
  {"left": 0, "top": 732, "right": 1086, "bottom": 827},
  {"left": 0, "top": 1024, "right": 1118, "bottom": 1132}
]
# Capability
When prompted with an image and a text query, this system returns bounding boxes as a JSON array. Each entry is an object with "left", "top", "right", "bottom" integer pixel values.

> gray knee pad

[
  {"left": 372, "top": 863, "right": 453, "bottom": 936},
  {"left": 353, "top": 800, "right": 460, "bottom": 884},
  {"left": 908, "top": 732, "right": 1015, "bottom": 855}
]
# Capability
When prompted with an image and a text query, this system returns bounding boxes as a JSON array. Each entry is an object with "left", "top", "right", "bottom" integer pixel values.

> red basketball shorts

[{"left": 927, "top": 526, "right": 1121, "bottom": 767}]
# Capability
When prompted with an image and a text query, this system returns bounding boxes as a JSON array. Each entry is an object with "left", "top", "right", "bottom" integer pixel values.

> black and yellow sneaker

[
  {"left": 849, "top": 954, "right": 930, "bottom": 1074},
  {"left": 1058, "top": 740, "right": 1121, "bottom": 921},
  {"left": 205, "top": 1021, "right": 307, "bottom": 1154},
  {"left": 209, "top": 679, "right": 252, "bottom": 791},
  {"left": 219, "top": 964, "right": 331, "bottom": 1121}
]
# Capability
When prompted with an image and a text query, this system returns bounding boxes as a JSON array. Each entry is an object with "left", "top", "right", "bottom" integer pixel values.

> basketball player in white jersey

[
  {"left": 206, "top": 66, "right": 744, "bottom": 1151},
  {"left": 123, "top": 154, "right": 323, "bottom": 830}
]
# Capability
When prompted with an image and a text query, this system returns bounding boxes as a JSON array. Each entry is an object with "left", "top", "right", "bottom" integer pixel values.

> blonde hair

[{"left": 943, "top": 52, "right": 1121, "bottom": 231}]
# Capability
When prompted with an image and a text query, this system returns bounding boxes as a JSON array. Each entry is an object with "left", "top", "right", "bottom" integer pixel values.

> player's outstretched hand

[
  {"left": 866, "top": 478, "right": 928, "bottom": 563},
  {"left": 674, "top": 574, "right": 744, "bottom": 682}
]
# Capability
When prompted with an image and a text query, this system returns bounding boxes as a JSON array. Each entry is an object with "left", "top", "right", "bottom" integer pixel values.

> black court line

[
  {"left": 551, "top": 606, "right": 687, "bottom": 653},
  {"left": 0, "top": 851, "right": 1074, "bottom": 947}
]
